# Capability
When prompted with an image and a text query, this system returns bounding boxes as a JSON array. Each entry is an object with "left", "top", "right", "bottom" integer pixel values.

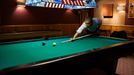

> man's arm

[
  {"left": 70, "top": 23, "right": 87, "bottom": 41},
  {"left": 71, "top": 32, "right": 79, "bottom": 41}
]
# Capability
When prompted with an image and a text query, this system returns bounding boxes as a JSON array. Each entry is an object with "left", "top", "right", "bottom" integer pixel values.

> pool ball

[
  {"left": 52, "top": 42, "right": 56, "bottom": 46},
  {"left": 42, "top": 42, "right": 45, "bottom": 46}
]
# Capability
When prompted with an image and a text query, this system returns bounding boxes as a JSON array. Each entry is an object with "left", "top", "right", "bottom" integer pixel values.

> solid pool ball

[
  {"left": 52, "top": 42, "right": 56, "bottom": 46},
  {"left": 42, "top": 42, "right": 45, "bottom": 46}
]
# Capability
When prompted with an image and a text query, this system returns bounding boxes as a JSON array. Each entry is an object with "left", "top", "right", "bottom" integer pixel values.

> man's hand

[{"left": 70, "top": 38, "right": 75, "bottom": 42}]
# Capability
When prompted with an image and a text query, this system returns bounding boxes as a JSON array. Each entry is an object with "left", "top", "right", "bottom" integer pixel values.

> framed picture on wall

[{"left": 128, "top": 0, "right": 134, "bottom": 18}]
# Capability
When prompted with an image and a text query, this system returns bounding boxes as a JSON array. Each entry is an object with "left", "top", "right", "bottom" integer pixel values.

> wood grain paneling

[
  {"left": 0, "top": 24, "right": 79, "bottom": 41},
  {"left": 100, "top": 25, "right": 134, "bottom": 38}
]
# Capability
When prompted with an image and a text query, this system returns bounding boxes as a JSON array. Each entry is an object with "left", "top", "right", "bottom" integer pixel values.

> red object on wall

[{"left": 102, "top": 4, "right": 113, "bottom": 18}]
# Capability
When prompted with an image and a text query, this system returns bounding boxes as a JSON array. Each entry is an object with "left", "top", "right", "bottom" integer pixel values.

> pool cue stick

[{"left": 61, "top": 34, "right": 92, "bottom": 43}]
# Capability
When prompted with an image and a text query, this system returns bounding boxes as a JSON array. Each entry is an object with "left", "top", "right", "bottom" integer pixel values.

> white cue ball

[{"left": 52, "top": 42, "right": 56, "bottom": 46}]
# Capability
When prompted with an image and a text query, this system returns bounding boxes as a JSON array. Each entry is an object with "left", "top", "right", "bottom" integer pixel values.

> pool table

[{"left": 0, "top": 35, "right": 134, "bottom": 75}]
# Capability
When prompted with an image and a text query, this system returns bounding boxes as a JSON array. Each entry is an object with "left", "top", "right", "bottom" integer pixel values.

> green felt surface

[{"left": 0, "top": 36, "right": 127, "bottom": 70}]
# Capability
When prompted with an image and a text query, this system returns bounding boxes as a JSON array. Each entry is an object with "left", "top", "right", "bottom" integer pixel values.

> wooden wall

[
  {"left": 0, "top": 0, "right": 94, "bottom": 41},
  {"left": 100, "top": 25, "right": 134, "bottom": 38},
  {"left": 0, "top": 24, "right": 79, "bottom": 41},
  {"left": 1, "top": 0, "right": 81, "bottom": 25},
  {"left": 0, "top": 24, "right": 79, "bottom": 35}
]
